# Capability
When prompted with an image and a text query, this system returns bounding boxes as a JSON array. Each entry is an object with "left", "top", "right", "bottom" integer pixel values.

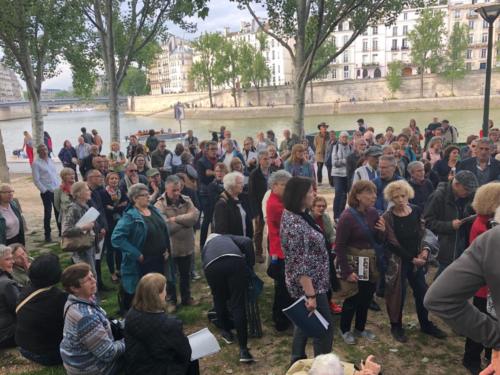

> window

[
  {"left": 344, "top": 65, "right": 349, "bottom": 79},
  {"left": 332, "top": 69, "right": 336, "bottom": 79},
  {"left": 469, "top": 20, "right": 475, "bottom": 29},
  {"left": 468, "top": 33, "right": 474, "bottom": 44},
  {"left": 343, "top": 52, "right": 349, "bottom": 63},
  {"left": 454, "top": 9, "right": 460, "bottom": 18},
  {"left": 343, "top": 35, "right": 348, "bottom": 45},
  {"left": 372, "top": 39, "right": 378, "bottom": 51},
  {"left": 482, "top": 33, "right": 488, "bottom": 43},
  {"left": 466, "top": 49, "right": 472, "bottom": 59},
  {"left": 338, "top": 23, "right": 343, "bottom": 31},
  {"left": 363, "top": 39, "right": 368, "bottom": 52},
  {"left": 332, "top": 36, "right": 336, "bottom": 47},
  {"left": 481, "top": 48, "right": 487, "bottom": 58},
  {"left": 403, "top": 25, "right": 408, "bottom": 35},
  {"left": 362, "top": 54, "right": 368, "bottom": 64},
  {"left": 472, "top": 0, "right": 478, "bottom": 4},
  {"left": 480, "top": 62, "right": 487, "bottom": 69},
  {"left": 272, "top": 50, "right": 275, "bottom": 59},
  {"left": 372, "top": 26, "right": 378, "bottom": 35},
  {"left": 402, "top": 38, "right": 408, "bottom": 49},
  {"left": 392, "top": 39, "right": 398, "bottom": 50},
  {"left": 466, "top": 62, "right": 472, "bottom": 70},
  {"left": 393, "top": 26, "right": 398, "bottom": 36},
  {"left": 483, "top": 20, "right": 489, "bottom": 29},
  {"left": 404, "top": 12, "right": 408, "bottom": 21}
]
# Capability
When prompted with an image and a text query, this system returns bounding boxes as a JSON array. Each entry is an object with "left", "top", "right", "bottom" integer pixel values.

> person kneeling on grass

[
  {"left": 286, "top": 353, "right": 381, "bottom": 375},
  {"left": 124, "top": 273, "right": 199, "bottom": 375}
]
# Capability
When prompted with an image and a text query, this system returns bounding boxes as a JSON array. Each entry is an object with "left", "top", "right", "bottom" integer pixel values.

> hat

[
  {"left": 146, "top": 168, "right": 160, "bottom": 177},
  {"left": 454, "top": 170, "right": 479, "bottom": 193},
  {"left": 29, "top": 253, "right": 61, "bottom": 288},
  {"left": 365, "top": 146, "right": 383, "bottom": 157},
  {"left": 317, "top": 122, "right": 329, "bottom": 130},
  {"left": 339, "top": 131, "right": 349, "bottom": 138}
]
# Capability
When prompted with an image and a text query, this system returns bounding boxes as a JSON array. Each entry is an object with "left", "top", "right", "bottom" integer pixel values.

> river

[{"left": 1, "top": 108, "right": 498, "bottom": 159}]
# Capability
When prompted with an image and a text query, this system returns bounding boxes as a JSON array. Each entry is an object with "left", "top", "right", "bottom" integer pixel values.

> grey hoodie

[{"left": 424, "top": 225, "right": 500, "bottom": 350}]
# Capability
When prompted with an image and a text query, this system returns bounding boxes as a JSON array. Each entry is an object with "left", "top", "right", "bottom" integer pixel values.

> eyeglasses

[
  {"left": 136, "top": 193, "right": 149, "bottom": 198},
  {"left": 0, "top": 191, "right": 14, "bottom": 194},
  {"left": 128, "top": 169, "right": 138, "bottom": 173}
]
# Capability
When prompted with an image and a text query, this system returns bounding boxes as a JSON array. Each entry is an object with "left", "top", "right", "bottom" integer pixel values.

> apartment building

[
  {"left": 0, "top": 63, "right": 22, "bottom": 102},
  {"left": 148, "top": 35, "right": 193, "bottom": 95}
]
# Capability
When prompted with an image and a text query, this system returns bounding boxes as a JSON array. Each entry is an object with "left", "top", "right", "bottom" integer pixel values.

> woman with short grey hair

[
  {"left": 214, "top": 172, "right": 253, "bottom": 237},
  {"left": 0, "top": 244, "right": 21, "bottom": 348},
  {"left": 112, "top": 183, "right": 170, "bottom": 311}
]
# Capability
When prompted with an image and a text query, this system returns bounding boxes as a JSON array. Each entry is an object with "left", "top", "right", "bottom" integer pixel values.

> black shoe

[
  {"left": 368, "top": 300, "right": 381, "bottom": 311},
  {"left": 421, "top": 322, "right": 447, "bottom": 339},
  {"left": 44, "top": 236, "right": 52, "bottom": 243},
  {"left": 391, "top": 326, "right": 408, "bottom": 343},
  {"left": 239, "top": 348, "right": 255, "bottom": 363},
  {"left": 462, "top": 359, "right": 482, "bottom": 375},
  {"left": 221, "top": 330, "right": 234, "bottom": 344}
]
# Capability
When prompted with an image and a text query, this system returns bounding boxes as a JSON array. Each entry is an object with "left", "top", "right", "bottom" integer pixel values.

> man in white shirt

[
  {"left": 352, "top": 146, "right": 382, "bottom": 184},
  {"left": 32, "top": 144, "right": 60, "bottom": 242}
]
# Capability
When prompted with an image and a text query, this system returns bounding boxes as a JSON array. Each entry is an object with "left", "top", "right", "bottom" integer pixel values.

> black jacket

[
  {"left": 458, "top": 157, "right": 500, "bottom": 184},
  {"left": 15, "top": 285, "right": 67, "bottom": 354},
  {"left": 196, "top": 156, "right": 216, "bottom": 193},
  {"left": 213, "top": 191, "right": 253, "bottom": 238},
  {"left": 124, "top": 308, "right": 191, "bottom": 375},
  {"left": 409, "top": 178, "right": 434, "bottom": 211},
  {"left": 0, "top": 271, "right": 20, "bottom": 344},
  {"left": 423, "top": 181, "right": 474, "bottom": 264},
  {"left": 201, "top": 234, "right": 255, "bottom": 270},
  {"left": 248, "top": 167, "right": 268, "bottom": 219}
]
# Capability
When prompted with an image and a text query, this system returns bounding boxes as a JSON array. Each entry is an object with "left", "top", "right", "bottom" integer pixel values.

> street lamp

[{"left": 476, "top": 3, "right": 500, "bottom": 137}]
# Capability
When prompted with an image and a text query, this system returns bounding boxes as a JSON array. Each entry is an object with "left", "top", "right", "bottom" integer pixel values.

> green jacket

[{"left": 0, "top": 201, "right": 24, "bottom": 245}]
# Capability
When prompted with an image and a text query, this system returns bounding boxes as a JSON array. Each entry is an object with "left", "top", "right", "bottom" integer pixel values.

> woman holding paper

[
  {"left": 280, "top": 176, "right": 334, "bottom": 365},
  {"left": 62, "top": 182, "right": 97, "bottom": 276},
  {"left": 124, "top": 273, "right": 199, "bottom": 375},
  {"left": 382, "top": 180, "right": 446, "bottom": 343}
]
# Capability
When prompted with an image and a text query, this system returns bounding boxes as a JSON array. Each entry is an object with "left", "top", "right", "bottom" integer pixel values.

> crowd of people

[{"left": 0, "top": 118, "right": 500, "bottom": 374}]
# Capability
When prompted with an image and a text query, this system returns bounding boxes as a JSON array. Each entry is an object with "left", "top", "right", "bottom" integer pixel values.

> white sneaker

[
  {"left": 354, "top": 329, "right": 377, "bottom": 342},
  {"left": 341, "top": 331, "right": 356, "bottom": 345}
]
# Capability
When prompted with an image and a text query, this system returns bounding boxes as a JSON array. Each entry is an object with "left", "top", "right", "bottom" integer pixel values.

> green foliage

[
  {"left": 441, "top": 22, "right": 468, "bottom": 95},
  {"left": 239, "top": 42, "right": 271, "bottom": 90},
  {"left": 386, "top": 60, "right": 403, "bottom": 97},
  {"left": 189, "top": 33, "right": 226, "bottom": 106},
  {"left": 218, "top": 38, "right": 242, "bottom": 106},
  {"left": 119, "top": 67, "right": 149, "bottom": 96},
  {"left": 408, "top": 8, "right": 446, "bottom": 92}
]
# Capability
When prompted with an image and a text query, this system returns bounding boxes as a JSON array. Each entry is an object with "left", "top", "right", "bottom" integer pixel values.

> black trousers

[
  {"left": 167, "top": 255, "right": 192, "bottom": 304},
  {"left": 463, "top": 296, "right": 492, "bottom": 366},
  {"left": 40, "top": 191, "right": 59, "bottom": 239},
  {"left": 199, "top": 194, "right": 212, "bottom": 249},
  {"left": 340, "top": 280, "right": 376, "bottom": 333},
  {"left": 270, "top": 260, "right": 294, "bottom": 331},
  {"left": 205, "top": 257, "right": 248, "bottom": 349},
  {"left": 326, "top": 165, "right": 334, "bottom": 187},
  {"left": 316, "top": 162, "right": 324, "bottom": 183}
]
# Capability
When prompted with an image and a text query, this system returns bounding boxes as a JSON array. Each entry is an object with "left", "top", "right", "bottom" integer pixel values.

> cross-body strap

[
  {"left": 16, "top": 286, "right": 53, "bottom": 314},
  {"left": 348, "top": 207, "right": 378, "bottom": 249}
]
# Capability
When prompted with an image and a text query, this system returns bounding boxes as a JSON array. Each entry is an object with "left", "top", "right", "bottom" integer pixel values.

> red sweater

[
  {"left": 469, "top": 214, "right": 490, "bottom": 298},
  {"left": 266, "top": 192, "right": 285, "bottom": 259}
]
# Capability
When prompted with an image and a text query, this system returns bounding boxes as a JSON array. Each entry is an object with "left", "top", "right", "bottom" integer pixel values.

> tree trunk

[
  {"left": 208, "top": 81, "right": 213, "bottom": 108},
  {"left": 292, "top": 80, "right": 306, "bottom": 139},
  {"left": 451, "top": 79, "right": 454, "bottom": 97},
  {"left": 256, "top": 85, "right": 261, "bottom": 106},
  {"left": 109, "top": 83, "right": 120, "bottom": 142},
  {"left": 310, "top": 80, "right": 314, "bottom": 104},
  {"left": 232, "top": 87, "right": 237, "bottom": 107},
  {"left": 420, "top": 70, "right": 424, "bottom": 98},
  {"left": 29, "top": 95, "right": 44, "bottom": 147},
  {"left": 0, "top": 130, "right": 10, "bottom": 183}
]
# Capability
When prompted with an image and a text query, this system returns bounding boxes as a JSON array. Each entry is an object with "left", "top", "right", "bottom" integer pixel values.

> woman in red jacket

[
  {"left": 265, "top": 170, "right": 292, "bottom": 331},
  {"left": 463, "top": 182, "right": 500, "bottom": 374}
]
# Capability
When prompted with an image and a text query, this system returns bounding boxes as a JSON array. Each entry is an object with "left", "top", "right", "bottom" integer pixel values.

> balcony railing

[{"left": 391, "top": 47, "right": 400, "bottom": 51}]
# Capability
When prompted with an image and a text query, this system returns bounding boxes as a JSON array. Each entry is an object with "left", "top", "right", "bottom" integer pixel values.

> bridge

[{"left": 0, "top": 97, "right": 128, "bottom": 108}]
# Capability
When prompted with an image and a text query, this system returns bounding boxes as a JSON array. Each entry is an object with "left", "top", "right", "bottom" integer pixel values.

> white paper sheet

[
  {"left": 95, "top": 238, "right": 104, "bottom": 260},
  {"left": 188, "top": 327, "right": 221, "bottom": 361},
  {"left": 76, "top": 207, "right": 100, "bottom": 228}
]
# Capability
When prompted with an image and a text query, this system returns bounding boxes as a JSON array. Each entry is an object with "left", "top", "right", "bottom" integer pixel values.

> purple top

[{"left": 335, "top": 207, "right": 383, "bottom": 280}]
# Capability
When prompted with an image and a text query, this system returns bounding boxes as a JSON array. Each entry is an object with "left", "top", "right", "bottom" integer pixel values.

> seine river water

[{"left": 1, "top": 108, "right": 499, "bottom": 159}]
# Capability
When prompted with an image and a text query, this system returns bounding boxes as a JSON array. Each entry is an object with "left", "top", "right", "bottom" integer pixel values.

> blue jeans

[{"left": 332, "top": 176, "right": 348, "bottom": 219}]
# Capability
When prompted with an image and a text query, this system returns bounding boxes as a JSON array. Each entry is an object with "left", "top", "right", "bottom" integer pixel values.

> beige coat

[
  {"left": 155, "top": 194, "right": 199, "bottom": 258},
  {"left": 314, "top": 133, "right": 327, "bottom": 162}
]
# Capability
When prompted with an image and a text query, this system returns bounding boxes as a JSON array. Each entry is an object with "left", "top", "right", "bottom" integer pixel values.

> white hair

[
  {"left": 0, "top": 245, "right": 12, "bottom": 260},
  {"left": 223, "top": 171, "right": 244, "bottom": 192},
  {"left": 268, "top": 170, "right": 292, "bottom": 188},
  {"left": 309, "top": 354, "right": 344, "bottom": 375}
]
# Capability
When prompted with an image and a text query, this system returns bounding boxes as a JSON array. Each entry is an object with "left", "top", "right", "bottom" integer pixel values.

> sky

[{"left": 38, "top": 0, "right": 266, "bottom": 90}]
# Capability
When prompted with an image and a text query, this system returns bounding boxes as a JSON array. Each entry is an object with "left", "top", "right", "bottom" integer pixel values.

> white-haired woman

[
  {"left": 213, "top": 172, "right": 253, "bottom": 237},
  {"left": 286, "top": 353, "right": 381, "bottom": 375},
  {"left": 0, "top": 245, "right": 21, "bottom": 348},
  {"left": 382, "top": 180, "right": 445, "bottom": 343},
  {"left": 112, "top": 183, "right": 170, "bottom": 311},
  {"left": 0, "top": 184, "right": 25, "bottom": 246},
  {"left": 62, "top": 182, "right": 97, "bottom": 277}
]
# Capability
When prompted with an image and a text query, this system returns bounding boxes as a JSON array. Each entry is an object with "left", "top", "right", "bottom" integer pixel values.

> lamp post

[{"left": 476, "top": 3, "right": 500, "bottom": 138}]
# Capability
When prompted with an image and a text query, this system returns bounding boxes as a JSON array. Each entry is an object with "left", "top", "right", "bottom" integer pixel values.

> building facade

[
  {"left": 0, "top": 63, "right": 23, "bottom": 102},
  {"left": 148, "top": 35, "right": 193, "bottom": 95}
]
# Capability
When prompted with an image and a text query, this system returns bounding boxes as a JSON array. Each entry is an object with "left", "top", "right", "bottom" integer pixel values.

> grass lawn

[{"left": 1, "top": 230, "right": 472, "bottom": 375}]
